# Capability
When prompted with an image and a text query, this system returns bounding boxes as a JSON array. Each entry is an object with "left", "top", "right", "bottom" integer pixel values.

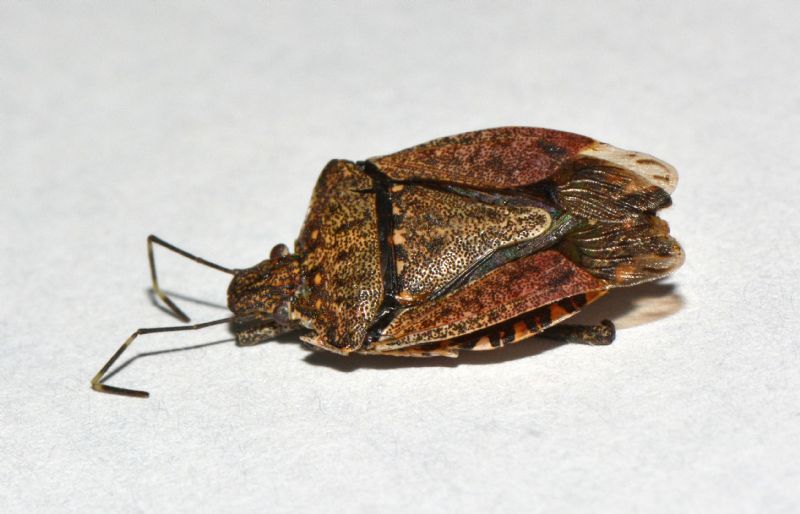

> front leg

[
  {"left": 233, "top": 318, "right": 293, "bottom": 346},
  {"left": 355, "top": 344, "right": 458, "bottom": 357}
]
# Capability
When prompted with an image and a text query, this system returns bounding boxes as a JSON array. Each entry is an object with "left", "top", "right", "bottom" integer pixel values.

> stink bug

[{"left": 91, "top": 127, "right": 684, "bottom": 397}]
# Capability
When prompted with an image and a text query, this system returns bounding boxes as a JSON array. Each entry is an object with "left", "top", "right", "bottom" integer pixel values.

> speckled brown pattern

[
  {"left": 276, "top": 129, "right": 680, "bottom": 354},
  {"left": 391, "top": 184, "right": 552, "bottom": 302},
  {"left": 374, "top": 250, "right": 609, "bottom": 349},
  {"left": 369, "top": 127, "right": 593, "bottom": 189},
  {"left": 290, "top": 129, "right": 681, "bottom": 353},
  {"left": 293, "top": 160, "right": 383, "bottom": 350}
]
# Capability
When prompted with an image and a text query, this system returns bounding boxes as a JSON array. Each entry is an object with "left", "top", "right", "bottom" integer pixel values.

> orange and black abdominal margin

[{"left": 356, "top": 291, "right": 606, "bottom": 357}]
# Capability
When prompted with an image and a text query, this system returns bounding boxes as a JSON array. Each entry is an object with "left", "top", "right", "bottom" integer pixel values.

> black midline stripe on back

[{"left": 359, "top": 161, "right": 401, "bottom": 346}]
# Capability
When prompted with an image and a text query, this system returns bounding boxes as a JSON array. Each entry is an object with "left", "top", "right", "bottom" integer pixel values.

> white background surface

[{"left": 2, "top": 1, "right": 799, "bottom": 512}]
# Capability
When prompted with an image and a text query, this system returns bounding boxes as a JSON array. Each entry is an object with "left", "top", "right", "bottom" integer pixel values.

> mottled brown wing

[
  {"left": 369, "top": 127, "right": 679, "bottom": 198},
  {"left": 294, "top": 160, "right": 383, "bottom": 351},
  {"left": 368, "top": 127, "right": 594, "bottom": 189},
  {"left": 373, "top": 250, "right": 610, "bottom": 350}
]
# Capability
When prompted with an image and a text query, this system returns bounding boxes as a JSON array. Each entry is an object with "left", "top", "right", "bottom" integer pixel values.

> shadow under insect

[{"left": 302, "top": 280, "right": 685, "bottom": 372}]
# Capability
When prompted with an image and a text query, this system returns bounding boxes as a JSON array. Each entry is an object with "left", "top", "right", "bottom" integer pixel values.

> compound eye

[{"left": 270, "top": 243, "right": 290, "bottom": 260}]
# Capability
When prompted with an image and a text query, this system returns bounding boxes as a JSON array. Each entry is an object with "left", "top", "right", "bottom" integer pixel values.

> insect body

[{"left": 92, "top": 127, "right": 683, "bottom": 397}]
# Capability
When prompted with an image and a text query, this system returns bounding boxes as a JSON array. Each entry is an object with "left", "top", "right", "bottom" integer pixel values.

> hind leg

[
  {"left": 540, "top": 319, "right": 615, "bottom": 345},
  {"left": 356, "top": 319, "right": 615, "bottom": 358}
]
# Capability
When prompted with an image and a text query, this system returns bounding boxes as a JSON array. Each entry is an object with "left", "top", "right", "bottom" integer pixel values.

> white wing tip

[{"left": 579, "top": 142, "right": 678, "bottom": 194}]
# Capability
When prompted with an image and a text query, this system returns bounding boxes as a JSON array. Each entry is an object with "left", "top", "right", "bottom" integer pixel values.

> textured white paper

[{"left": 2, "top": 1, "right": 799, "bottom": 512}]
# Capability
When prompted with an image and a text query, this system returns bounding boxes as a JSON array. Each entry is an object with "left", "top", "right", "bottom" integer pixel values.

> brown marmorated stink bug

[{"left": 91, "top": 127, "right": 684, "bottom": 397}]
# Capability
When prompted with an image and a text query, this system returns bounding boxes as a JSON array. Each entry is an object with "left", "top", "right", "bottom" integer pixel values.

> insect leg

[
  {"left": 90, "top": 317, "right": 233, "bottom": 398},
  {"left": 354, "top": 344, "right": 459, "bottom": 357},
  {"left": 540, "top": 319, "right": 615, "bottom": 345},
  {"left": 148, "top": 235, "right": 235, "bottom": 322}
]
